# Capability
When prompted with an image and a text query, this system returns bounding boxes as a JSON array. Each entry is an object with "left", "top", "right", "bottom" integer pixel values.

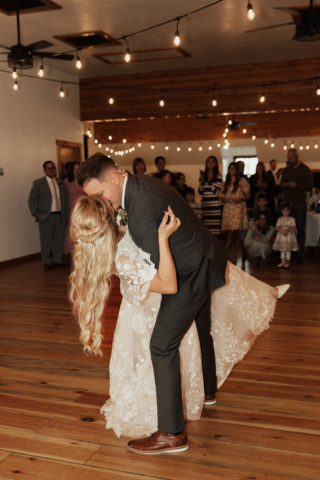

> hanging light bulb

[
  {"left": 188, "top": 145, "right": 192, "bottom": 151},
  {"left": 271, "top": 141, "right": 275, "bottom": 148},
  {"left": 38, "top": 62, "right": 44, "bottom": 77},
  {"left": 110, "top": 148, "right": 113, "bottom": 153},
  {"left": 264, "top": 138, "right": 268, "bottom": 144},
  {"left": 115, "top": 151, "right": 118, "bottom": 156},
  {"left": 306, "top": 143, "right": 310, "bottom": 150},
  {"left": 165, "top": 145, "right": 169, "bottom": 150},
  {"left": 94, "top": 139, "right": 98, "bottom": 144},
  {"left": 291, "top": 141, "right": 294, "bottom": 148},
  {"left": 87, "top": 126, "right": 91, "bottom": 136},
  {"left": 98, "top": 143, "right": 101, "bottom": 148},
  {"left": 76, "top": 52, "right": 82, "bottom": 69},
  {"left": 217, "top": 142, "right": 221, "bottom": 147},
  {"left": 208, "top": 145, "right": 212, "bottom": 150},
  {"left": 13, "top": 80, "right": 18, "bottom": 90},
  {"left": 283, "top": 142, "right": 287, "bottom": 150},
  {"left": 177, "top": 145, "right": 180, "bottom": 151},
  {"left": 159, "top": 91, "right": 165, "bottom": 107},
  {"left": 247, "top": 1, "right": 255, "bottom": 20},
  {"left": 260, "top": 86, "right": 266, "bottom": 103},
  {"left": 12, "top": 68, "right": 17, "bottom": 79},
  {"left": 109, "top": 91, "right": 114, "bottom": 105},
  {"left": 138, "top": 143, "right": 141, "bottom": 147},
  {"left": 300, "top": 143, "right": 303, "bottom": 150},
  {"left": 108, "top": 135, "right": 112, "bottom": 140},
  {"left": 223, "top": 133, "right": 227, "bottom": 138},
  {"left": 212, "top": 89, "right": 217, "bottom": 107},
  {"left": 228, "top": 119, "right": 232, "bottom": 125},
  {"left": 315, "top": 142, "right": 318, "bottom": 149},
  {"left": 60, "top": 84, "right": 64, "bottom": 97},
  {"left": 252, "top": 134, "right": 256, "bottom": 140},
  {"left": 123, "top": 138, "right": 127, "bottom": 143},
  {"left": 199, "top": 146, "right": 202, "bottom": 151},
  {"left": 225, "top": 127, "right": 229, "bottom": 133},
  {"left": 129, "top": 148, "right": 132, "bottom": 152},
  {"left": 174, "top": 19, "right": 180, "bottom": 46},
  {"left": 151, "top": 144, "right": 155, "bottom": 149},
  {"left": 243, "top": 128, "right": 247, "bottom": 134},
  {"left": 317, "top": 79, "right": 320, "bottom": 95},
  {"left": 125, "top": 47, "right": 131, "bottom": 63},
  {"left": 106, "top": 147, "right": 109, "bottom": 151}
]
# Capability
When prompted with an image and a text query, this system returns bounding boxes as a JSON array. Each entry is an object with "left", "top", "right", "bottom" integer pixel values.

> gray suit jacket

[
  {"left": 125, "top": 175, "right": 228, "bottom": 308},
  {"left": 28, "top": 176, "right": 70, "bottom": 223}
]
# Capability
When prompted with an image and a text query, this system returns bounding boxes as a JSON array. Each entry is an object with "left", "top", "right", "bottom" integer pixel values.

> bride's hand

[{"left": 158, "top": 206, "right": 181, "bottom": 241}]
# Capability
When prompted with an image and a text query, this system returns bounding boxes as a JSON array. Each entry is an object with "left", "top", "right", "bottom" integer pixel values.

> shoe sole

[{"left": 126, "top": 444, "right": 189, "bottom": 454}]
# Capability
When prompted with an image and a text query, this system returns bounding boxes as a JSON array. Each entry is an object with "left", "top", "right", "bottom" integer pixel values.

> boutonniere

[{"left": 116, "top": 208, "right": 128, "bottom": 226}]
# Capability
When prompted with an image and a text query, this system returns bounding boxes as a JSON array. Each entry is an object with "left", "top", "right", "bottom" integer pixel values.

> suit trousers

[
  {"left": 39, "top": 213, "right": 65, "bottom": 264},
  {"left": 292, "top": 203, "right": 307, "bottom": 257},
  {"left": 150, "top": 257, "right": 217, "bottom": 434}
]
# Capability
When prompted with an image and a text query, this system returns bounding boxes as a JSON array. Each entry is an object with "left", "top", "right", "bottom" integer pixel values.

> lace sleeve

[{"left": 116, "top": 253, "right": 157, "bottom": 306}]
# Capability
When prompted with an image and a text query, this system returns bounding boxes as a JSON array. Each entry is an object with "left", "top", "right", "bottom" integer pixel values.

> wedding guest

[
  {"left": 159, "top": 169, "right": 173, "bottom": 184},
  {"left": 249, "top": 161, "right": 269, "bottom": 208},
  {"left": 184, "top": 187, "right": 202, "bottom": 219},
  {"left": 277, "top": 168, "right": 283, "bottom": 183},
  {"left": 153, "top": 156, "right": 166, "bottom": 179},
  {"left": 175, "top": 172, "right": 188, "bottom": 197},
  {"left": 28, "top": 161, "right": 70, "bottom": 270},
  {"left": 281, "top": 148, "right": 313, "bottom": 263},
  {"left": 237, "top": 160, "right": 249, "bottom": 182},
  {"left": 63, "top": 162, "right": 85, "bottom": 255},
  {"left": 198, "top": 156, "right": 223, "bottom": 236},
  {"left": 133, "top": 158, "right": 146, "bottom": 175},
  {"left": 273, "top": 201, "right": 299, "bottom": 269},
  {"left": 250, "top": 193, "right": 272, "bottom": 220},
  {"left": 220, "top": 162, "right": 250, "bottom": 263},
  {"left": 244, "top": 213, "right": 274, "bottom": 266},
  {"left": 308, "top": 188, "right": 320, "bottom": 211}
]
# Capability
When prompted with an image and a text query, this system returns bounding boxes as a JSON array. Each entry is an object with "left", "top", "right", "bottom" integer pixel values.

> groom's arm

[{"left": 128, "top": 211, "right": 160, "bottom": 269}]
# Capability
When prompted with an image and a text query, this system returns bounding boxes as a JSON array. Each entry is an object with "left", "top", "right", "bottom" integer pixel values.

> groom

[{"left": 78, "top": 153, "right": 228, "bottom": 454}]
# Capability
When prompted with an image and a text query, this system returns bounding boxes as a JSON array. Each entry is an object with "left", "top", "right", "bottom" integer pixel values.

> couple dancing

[{"left": 70, "top": 153, "right": 289, "bottom": 455}]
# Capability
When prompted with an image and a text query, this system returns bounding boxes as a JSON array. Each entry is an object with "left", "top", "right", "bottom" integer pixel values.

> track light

[
  {"left": 264, "top": 138, "right": 268, "bottom": 144},
  {"left": 247, "top": 1, "right": 255, "bottom": 20},
  {"left": 60, "top": 84, "right": 64, "bottom": 97},
  {"left": 38, "top": 63, "right": 44, "bottom": 77},
  {"left": 138, "top": 143, "right": 141, "bottom": 147},
  {"left": 76, "top": 52, "right": 82, "bottom": 69},
  {"left": 13, "top": 80, "right": 18, "bottom": 90},
  {"left": 212, "top": 89, "right": 217, "bottom": 107},
  {"left": 124, "top": 38, "right": 131, "bottom": 63},
  {"left": 165, "top": 145, "right": 169, "bottom": 150},
  {"left": 174, "top": 19, "right": 180, "bottom": 46},
  {"left": 291, "top": 141, "right": 294, "bottom": 148},
  {"left": 159, "top": 91, "right": 164, "bottom": 107},
  {"left": 109, "top": 91, "right": 114, "bottom": 105},
  {"left": 243, "top": 128, "right": 247, "bottom": 134},
  {"left": 260, "top": 86, "right": 265, "bottom": 103},
  {"left": 12, "top": 68, "right": 17, "bottom": 79},
  {"left": 252, "top": 134, "right": 256, "bottom": 140},
  {"left": 151, "top": 144, "right": 155, "bottom": 149}
]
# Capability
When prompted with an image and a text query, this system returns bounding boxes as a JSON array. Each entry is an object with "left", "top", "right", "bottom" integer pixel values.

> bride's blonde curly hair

[{"left": 69, "top": 195, "right": 117, "bottom": 356}]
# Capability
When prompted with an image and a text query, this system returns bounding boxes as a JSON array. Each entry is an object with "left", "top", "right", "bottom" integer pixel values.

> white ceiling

[{"left": 0, "top": 0, "right": 319, "bottom": 79}]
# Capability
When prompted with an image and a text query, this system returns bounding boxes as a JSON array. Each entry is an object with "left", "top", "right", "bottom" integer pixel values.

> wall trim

[{"left": 0, "top": 253, "right": 41, "bottom": 270}]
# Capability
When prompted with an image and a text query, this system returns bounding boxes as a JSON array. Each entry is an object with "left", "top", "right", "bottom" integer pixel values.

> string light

[
  {"left": 225, "top": 127, "right": 229, "bottom": 133},
  {"left": 260, "top": 86, "right": 266, "bottom": 103},
  {"left": 317, "top": 79, "right": 320, "bottom": 95},
  {"left": 12, "top": 68, "right": 17, "bottom": 79},
  {"left": 138, "top": 143, "right": 141, "bottom": 147},
  {"left": 252, "top": 134, "right": 256, "bottom": 140},
  {"left": 306, "top": 143, "right": 310, "bottom": 150},
  {"left": 199, "top": 145, "right": 202, "bottom": 151},
  {"left": 87, "top": 126, "right": 91, "bottom": 136},
  {"left": 300, "top": 143, "right": 303, "bottom": 150},
  {"left": 123, "top": 138, "right": 127, "bottom": 143},
  {"left": 315, "top": 142, "right": 318, "bottom": 149},
  {"left": 165, "top": 145, "right": 169, "bottom": 150},
  {"left": 159, "top": 91, "right": 165, "bottom": 107},
  {"left": 38, "top": 62, "right": 44, "bottom": 77},
  {"left": 124, "top": 38, "right": 131, "bottom": 63},
  {"left": 177, "top": 145, "right": 181, "bottom": 151},
  {"left": 174, "top": 18, "right": 180, "bottom": 46},
  {"left": 115, "top": 151, "right": 118, "bottom": 156},
  {"left": 217, "top": 142, "right": 221, "bottom": 147},
  {"left": 264, "top": 138, "right": 268, "bottom": 144},
  {"left": 132, "top": 146, "right": 135, "bottom": 151},
  {"left": 243, "top": 128, "right": 247, "bottom": 134},
  {"left": 106, "top": 147, "right": 109, "bottom": 151},
  {"left": 228, "top": 119, "right": 232, "bottom": 125},
  {"left": 13, "top": 80, "right": 18, "bottom": 90},
  {"left": 98, "top": 143, "right": 102, "bottom": 148},
  {"left": 94, "top": 139, "right": 98, "bottom": 144},
  {"left": 108, "top": 135, "right": 112, "bottom": 140},
  {"left": 76, "top": 52, "right": 82, "bottom": 69},
  {"left": 110, "top": 148, "right": 113, "bottom": 153},
  {"left": 271, "top": 140, "right": 275, "bottom": 148},
  {"left": 247, "top": 1, "right": 255, "bottom": 20},
  {"left": 208, "top": 144, "right": 212, "bottom": 150},
  {"left": 291, "top": 141, "right": 294, "bottom": 148},
  {"left": 212, "top": 89, "right": 217, "bottom": 107},
  {"left": 151, "top": 144, "right": 155, "bottom": 149},
  {"left": 283, "top": 142, "right": 287, "bottom": 150},
  {"left": 188, "top": 145, "right": 192, "bottom": 151},
  {"left": 109, "top": 90, "right": 114, "bottom": 105},
  {"left": 60, "top": 84, "right": 64, "bottom": 97},
  {"left": 223, "top": 133, "right": 227, "bottom": 138}
]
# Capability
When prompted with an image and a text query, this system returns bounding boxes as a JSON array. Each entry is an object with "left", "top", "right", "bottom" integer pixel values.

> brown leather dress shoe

[
  {"left": 127, "top": 431, "right": 189, "bottom": 454},
  {"left": 204, "top": 394, "right": 217, "bottom": 405}
]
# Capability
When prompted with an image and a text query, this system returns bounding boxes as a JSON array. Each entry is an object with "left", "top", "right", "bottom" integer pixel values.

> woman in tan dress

[{"left": 220, "top": 162, "right": 250, "bottom": 262}]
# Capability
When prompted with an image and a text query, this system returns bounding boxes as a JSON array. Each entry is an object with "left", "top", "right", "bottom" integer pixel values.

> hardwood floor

[{"left": 0, "top": 253, "right": 319, "bottom": 479}]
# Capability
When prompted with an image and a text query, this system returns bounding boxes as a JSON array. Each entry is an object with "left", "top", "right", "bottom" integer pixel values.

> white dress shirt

[
  {"left": 121, "top": 175, "right": 128, "bottom": 210},
  {"left": 46, "top": 175, "right": 61, "bottom": 212}
]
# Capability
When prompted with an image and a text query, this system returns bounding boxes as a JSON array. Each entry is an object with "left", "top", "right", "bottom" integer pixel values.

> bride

[{"left": 69, "top": 195, "right": 288, "bottom": 439}]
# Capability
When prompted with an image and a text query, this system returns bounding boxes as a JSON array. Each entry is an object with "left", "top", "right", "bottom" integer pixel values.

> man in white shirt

[{"left": 28, "top": 161, "right": 70, "bottom": 270}]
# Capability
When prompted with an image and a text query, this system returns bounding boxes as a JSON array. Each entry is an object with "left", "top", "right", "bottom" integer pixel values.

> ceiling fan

[
  {"left": 245, "top": 0, "right": 320, "bottom": 41},
  {"left": 0, "top": 1, "right": 74, "bottom": 69},
  {"left": 227, "top": 116, "right": 257, "bottom": 131}
]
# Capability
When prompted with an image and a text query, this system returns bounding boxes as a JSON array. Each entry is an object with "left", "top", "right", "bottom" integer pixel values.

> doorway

[{"left": 56, "top": 140, "right": 83, "bottom": 179}]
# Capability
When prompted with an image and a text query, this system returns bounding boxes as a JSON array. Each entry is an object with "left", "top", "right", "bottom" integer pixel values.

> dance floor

[{"left": 0, "top": 254, "right": 319, "bottom": 480}]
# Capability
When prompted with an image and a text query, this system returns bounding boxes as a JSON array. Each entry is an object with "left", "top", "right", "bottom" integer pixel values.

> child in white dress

[{"left": 273, "top": 202, "right": 298, "bottom": 269}]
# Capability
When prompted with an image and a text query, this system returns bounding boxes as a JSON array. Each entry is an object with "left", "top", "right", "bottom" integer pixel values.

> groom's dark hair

[{"left": 78, "top": 153, "right": 116, "bottom": 187}]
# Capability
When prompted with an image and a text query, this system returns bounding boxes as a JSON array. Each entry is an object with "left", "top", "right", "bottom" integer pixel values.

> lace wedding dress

[{"left": 101, "top": 230, "right": 276, "bottom": 438}]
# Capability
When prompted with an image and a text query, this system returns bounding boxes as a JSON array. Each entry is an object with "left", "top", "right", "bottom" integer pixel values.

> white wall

[
  {"left": 88, "top": 137, "right": 320, "bottom": 202},
  {"left": 0, "top": 69, "right": 82, "bottom": 262}
]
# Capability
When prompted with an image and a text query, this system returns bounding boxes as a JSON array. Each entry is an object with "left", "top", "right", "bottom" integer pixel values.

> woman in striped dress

[{"left": 198, "top": 156, "right": 223, "bottom": 237}]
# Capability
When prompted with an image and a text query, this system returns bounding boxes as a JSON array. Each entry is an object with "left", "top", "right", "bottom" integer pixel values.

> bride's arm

[{"left": 148, "top": 206, "right": 180, "bottom": 295}]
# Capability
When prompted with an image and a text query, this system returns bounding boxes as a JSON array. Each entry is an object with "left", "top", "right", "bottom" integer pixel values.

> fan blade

[
  {"left": 244, "top": 22, "right": 296, "bottom": 33},
  {"left": 26, "top": 40, "right": 54, "bottom": 51},
  {"left": 0, "top": 44, "right": 10, "bottom": 50},
  {"left": 32, "top": 51, "right": 75, "bottom": 61}
]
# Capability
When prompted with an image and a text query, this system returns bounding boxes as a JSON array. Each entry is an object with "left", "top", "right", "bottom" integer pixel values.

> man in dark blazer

[
  {"left": 265, "top": 159, "right": 278, "bottom": 224},
  {"left": 78, "top": 153, "right": 228, "bottom": 454},
  {"left": 28, "top": 161, "right": 70, "bottom": 270}
]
